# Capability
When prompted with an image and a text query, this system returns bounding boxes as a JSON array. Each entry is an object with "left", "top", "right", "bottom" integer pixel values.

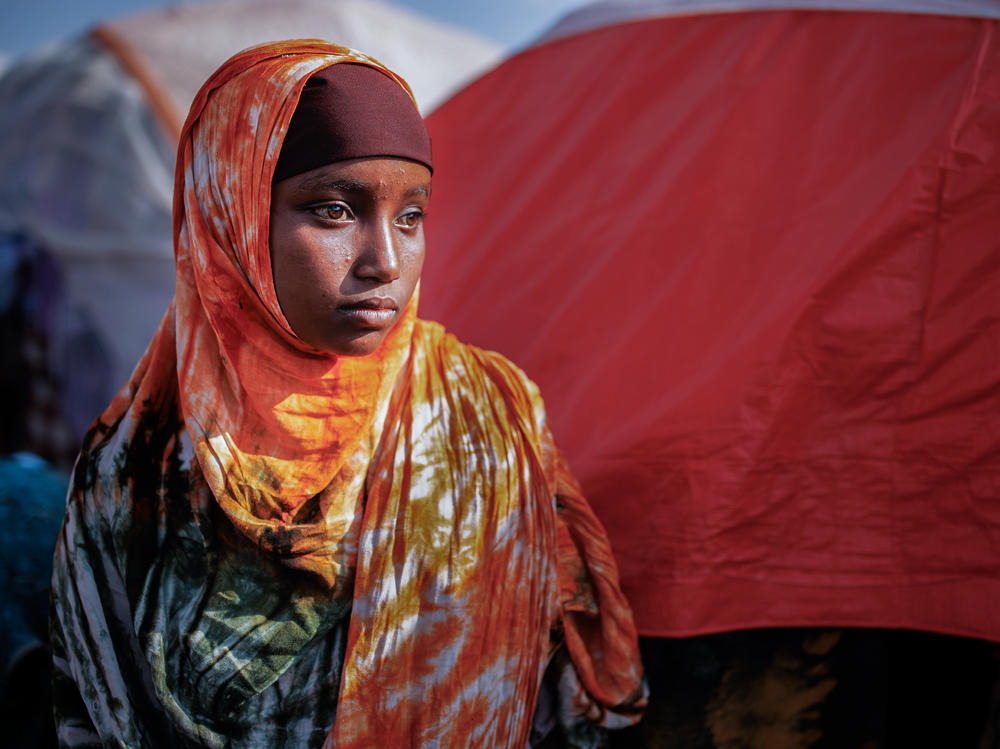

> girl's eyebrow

[
  {"left": 289, "top": 176, "right": 430, "bottom": 200},
  {"left": 292, "top": 175, "right": 369, "bottom": 195}
]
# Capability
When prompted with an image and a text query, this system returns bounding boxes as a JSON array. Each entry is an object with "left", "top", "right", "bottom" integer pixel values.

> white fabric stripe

[{"left": 539, "top": 0, "right": 1000, "bottom": 44}]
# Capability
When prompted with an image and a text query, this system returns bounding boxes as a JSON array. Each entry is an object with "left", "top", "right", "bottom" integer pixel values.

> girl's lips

[{"left": 337, "top": 297, "right": 398, "bottom": 326}]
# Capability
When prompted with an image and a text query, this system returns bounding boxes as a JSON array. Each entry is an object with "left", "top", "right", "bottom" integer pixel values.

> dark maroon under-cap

[{"left": 272, "top": 62, "right": 432, "bottom": 182}]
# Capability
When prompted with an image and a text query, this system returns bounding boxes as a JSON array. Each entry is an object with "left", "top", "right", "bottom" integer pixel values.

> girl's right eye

[{"left": 309, "top": 202, "right": 354, "bottom": 222}]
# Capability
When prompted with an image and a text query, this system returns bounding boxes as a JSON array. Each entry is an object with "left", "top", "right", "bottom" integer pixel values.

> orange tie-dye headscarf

[
  {"left": 51, "top": 40, "right": 645, "bottom": 748},
  {"left": 171, "top": 40, "right": 420, "bottom": 591}
]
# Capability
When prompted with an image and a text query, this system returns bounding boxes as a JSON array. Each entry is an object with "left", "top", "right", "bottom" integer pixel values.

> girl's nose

[{"left": 355, "top": 218, "right": 400, "bottom": 282}]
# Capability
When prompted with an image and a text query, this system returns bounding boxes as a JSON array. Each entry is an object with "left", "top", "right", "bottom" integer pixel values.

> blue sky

[{"left": 0, "top": 0, "right": 586, "bottom": 62}]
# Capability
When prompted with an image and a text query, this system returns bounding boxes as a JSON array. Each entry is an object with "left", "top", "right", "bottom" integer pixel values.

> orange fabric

[
  {"left": 330, "top": 322, "right": 645, "bottom": 745},
  {"left": 54, "top": 40, "right": 645, "bottom": 746}
]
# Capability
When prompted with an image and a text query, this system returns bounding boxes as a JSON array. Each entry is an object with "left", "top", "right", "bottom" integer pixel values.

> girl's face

[{"left": 269, "top": 157, "right": 430, "bottom": 356}]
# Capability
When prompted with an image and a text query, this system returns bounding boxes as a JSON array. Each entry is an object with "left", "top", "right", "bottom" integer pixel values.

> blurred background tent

[
  {"left": 421, "top": 0, "right": 1000, "bottom": 744},
  {"left": 0, "top": 0, "right": 502, "bottom": 467}
]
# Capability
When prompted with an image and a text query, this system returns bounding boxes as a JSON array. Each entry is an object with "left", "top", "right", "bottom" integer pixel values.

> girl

[{"left": 50, "top": 40, "right": 645, "bottom": 748}]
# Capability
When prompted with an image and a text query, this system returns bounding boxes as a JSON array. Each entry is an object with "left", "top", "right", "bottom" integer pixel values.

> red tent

[{"left": 423, "top": 1, "right": 1000, "bottom": 640}]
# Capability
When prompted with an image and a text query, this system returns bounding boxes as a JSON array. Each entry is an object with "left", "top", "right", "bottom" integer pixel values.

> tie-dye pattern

[{"left": 50, "top": 40, "right": 646, "bottom": 748}]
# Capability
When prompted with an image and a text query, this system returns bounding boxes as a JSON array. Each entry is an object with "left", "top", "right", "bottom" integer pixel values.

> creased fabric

[
  {"left": 421, "top": 9, "right": 1000, "bottom": 642},
  {"left": 50, "top": 40, "right": 645, "bottom": 748}
]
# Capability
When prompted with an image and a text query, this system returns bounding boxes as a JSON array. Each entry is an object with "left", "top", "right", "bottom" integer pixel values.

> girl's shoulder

[
  {"left": 413, "top": 318, "right": 542, "bottom": 397},
  {"left": 410, "top": 318, "right": 551, "bottom": 445}
]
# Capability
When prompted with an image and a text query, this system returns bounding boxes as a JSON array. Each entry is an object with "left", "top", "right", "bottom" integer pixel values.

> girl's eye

[
  {"left": 395, "top": 210, "right": 424, "bottom": 229},
  {"left": 310, "top": 203, "right": 353, "bottom": 222}
]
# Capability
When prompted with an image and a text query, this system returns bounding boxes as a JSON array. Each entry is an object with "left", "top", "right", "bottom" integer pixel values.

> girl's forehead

[{"left": 273, "top": 158, "right": 432, "bottom": 202}]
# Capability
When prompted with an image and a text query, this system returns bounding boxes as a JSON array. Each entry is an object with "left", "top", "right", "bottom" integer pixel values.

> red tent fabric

[{"left": 422, "top": 7, "right": 1000, "bottom": 640}]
